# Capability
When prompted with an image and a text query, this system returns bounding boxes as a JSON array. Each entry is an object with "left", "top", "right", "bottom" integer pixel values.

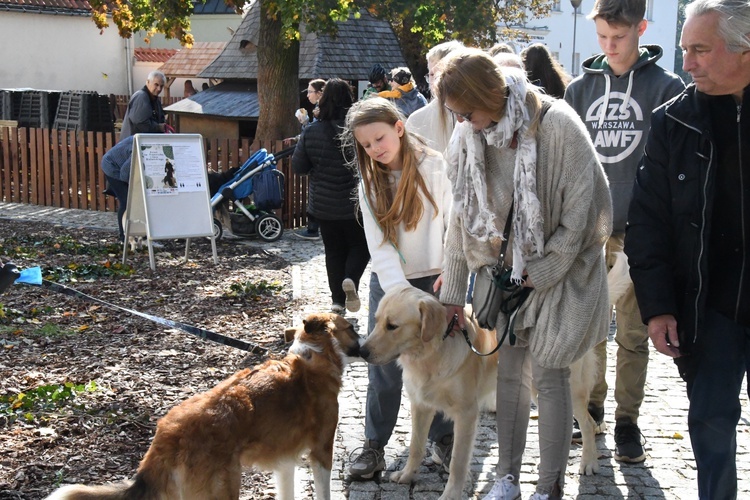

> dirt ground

[{"left": 0, "top": 219, "right": 295, "bottom": 499}]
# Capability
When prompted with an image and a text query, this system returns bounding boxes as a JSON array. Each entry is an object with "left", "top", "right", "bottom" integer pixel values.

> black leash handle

[
  {"left": 443, "top": 312, "right": 517, "bottom": 357},
  {"left": 39, "top": 280, "right": 268, "bottom": 355}
]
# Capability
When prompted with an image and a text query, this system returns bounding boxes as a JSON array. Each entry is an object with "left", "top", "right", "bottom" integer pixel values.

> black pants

[
  {"left": 105, "top": 174, "right": 128, "bottom": 241},
  {"left": 318, "top": 218, "right": 370, "bottom": 306}
]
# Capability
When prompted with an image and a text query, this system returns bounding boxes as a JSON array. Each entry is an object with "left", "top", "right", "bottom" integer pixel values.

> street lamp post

[{"left": 571, "top": 0, "right": 583, "bottom": 75}]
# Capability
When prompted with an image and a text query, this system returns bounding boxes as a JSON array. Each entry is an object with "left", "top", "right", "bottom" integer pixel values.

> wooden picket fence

[{"left": 0, "top": 126, "right": 310, "bottom": 229}]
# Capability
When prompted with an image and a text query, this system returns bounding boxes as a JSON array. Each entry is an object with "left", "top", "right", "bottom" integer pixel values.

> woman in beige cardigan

[{"left": 435, "top": 49, "right": 612, "bottom": 500}]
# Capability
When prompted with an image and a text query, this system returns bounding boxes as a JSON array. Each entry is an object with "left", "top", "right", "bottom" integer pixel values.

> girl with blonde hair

[
  {"left": 436, "top": 48, "right": 612, "bottom": 500},
  {"left": 343, "top": 97, "right": 454, "bottom": 479}
]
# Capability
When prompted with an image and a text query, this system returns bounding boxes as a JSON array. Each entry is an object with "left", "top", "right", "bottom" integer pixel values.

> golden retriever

[
  {"left": 566, "top": 250, "right": 632, "bottom": 475},
  {"left": 46, "top": 313, "right": 361, "bottom": 500},
  {"left": 360, "top": 285, "right": 498, "bottom": 500}
]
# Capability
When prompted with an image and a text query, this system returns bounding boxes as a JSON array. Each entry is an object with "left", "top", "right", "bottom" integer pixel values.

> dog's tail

[
  {"left": 45, "top": 476, "right": 148, "bottom": 500},
  {"left": 607, "top": 251, "right": 632, "bottom": 305}
]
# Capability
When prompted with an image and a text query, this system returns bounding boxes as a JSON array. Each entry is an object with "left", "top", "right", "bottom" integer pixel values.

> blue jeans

[
  {"left": 104, "top": 174, "right": 128, "bottom": 241},
  {"left": 364, "top": 272, "right": 453, "bottom": 446},
  {"left": 686, "top": 308, "right": 750, "bottom": 500}
]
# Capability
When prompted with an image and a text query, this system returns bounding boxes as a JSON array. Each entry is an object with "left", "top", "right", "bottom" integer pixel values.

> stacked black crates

[{"left": 53, "top": 91, "right": 114, "bottom": 133}]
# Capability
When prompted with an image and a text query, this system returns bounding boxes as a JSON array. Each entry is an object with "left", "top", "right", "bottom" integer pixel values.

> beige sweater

[{"left": 439, "top": 99, "right": 613, "bottom": 368}]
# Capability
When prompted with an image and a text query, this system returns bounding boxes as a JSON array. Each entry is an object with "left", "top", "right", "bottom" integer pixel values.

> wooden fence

[{"left": 0, "top": 127, "right": 310, "bottom": 229}]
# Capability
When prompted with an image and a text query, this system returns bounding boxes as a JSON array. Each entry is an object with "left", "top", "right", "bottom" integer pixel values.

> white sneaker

[
  {"left": 483, "top": 474, "right": 521, "bottom": 500},
  {"left": 529, "top": 494, "right": 549, "bottom": 500},
  {"left": 342, "top": 278, "right": 361, "bottom": 312}
]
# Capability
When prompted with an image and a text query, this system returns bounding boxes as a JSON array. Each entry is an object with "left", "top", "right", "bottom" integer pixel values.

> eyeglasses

[{"left": 445, "top": 106, "right": 472, "bottom": 122}]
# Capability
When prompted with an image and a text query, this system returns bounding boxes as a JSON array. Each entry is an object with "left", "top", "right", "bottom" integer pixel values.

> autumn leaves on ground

[{"left": 0, "top": 219, "right": 293, "bottom": 499}]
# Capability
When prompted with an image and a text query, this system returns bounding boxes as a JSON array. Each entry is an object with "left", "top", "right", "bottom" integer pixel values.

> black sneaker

[
  {"left": 348, "top": 440, "right": 386, "bottom": 480},
  {"left": 614, "top": 418, "right": 646, "bottom": 463},
  {"left": 430, "top": 434, "right": 453, "bottom": 472},
  {"left": 292, "top": 228, "right": 320, "bottom": 240},
  {"left": 572, "top": 403, "right": 605, "bottom": 443}
]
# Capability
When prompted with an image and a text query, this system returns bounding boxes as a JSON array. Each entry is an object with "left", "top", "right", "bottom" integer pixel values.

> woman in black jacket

[{"left": 292, "top": 79, "right": 371, "bottom": 313}]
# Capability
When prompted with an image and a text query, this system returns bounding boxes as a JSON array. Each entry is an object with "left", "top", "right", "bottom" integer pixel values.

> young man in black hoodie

[{"left": 564, "top": 0, "right": 684, "bottom": 463}]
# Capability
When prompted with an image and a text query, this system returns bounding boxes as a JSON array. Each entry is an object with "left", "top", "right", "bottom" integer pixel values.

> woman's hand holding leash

[{"left": 443, "top": 304, "right": 465, "bottom": 337}]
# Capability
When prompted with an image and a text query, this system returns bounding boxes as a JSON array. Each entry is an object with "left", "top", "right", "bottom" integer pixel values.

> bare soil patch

[{"left": 0, "top": 219, "right": 295, "bottom": 499}]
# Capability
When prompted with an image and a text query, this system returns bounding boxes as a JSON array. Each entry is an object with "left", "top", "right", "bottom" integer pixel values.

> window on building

[
  {"left": 552, "top": 0, "right": 561, "bottom": 11},
  {"left": 646, "top": 1, "right": 654, "bottom": 21}
]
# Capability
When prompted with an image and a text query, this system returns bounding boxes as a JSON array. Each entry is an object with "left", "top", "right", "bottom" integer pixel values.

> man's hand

[{"left": 647, "top": 314, "right": 681, "bottom": 357}]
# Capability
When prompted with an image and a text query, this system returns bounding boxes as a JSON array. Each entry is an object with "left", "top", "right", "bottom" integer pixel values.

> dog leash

[
  {"left": 36, "top": 279, "right": 268, "bottom": 355},
  {"left": 443, "top": 312, "right": 519, "bottom": 357}
]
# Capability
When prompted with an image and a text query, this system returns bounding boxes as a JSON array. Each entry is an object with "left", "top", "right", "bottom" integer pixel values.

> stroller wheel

[
  {"left": 212, "top": 218, "right": 223, "bottom": 241},
  {"left": 256, "top": 213, "right": 283, "bottom": 242}
]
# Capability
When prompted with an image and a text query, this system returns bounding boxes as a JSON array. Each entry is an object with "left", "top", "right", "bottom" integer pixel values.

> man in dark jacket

[
  {"left": 120, "top": 71, "right": 167, "bottom": 139},
  {"left": 625, "top": 1, "right": 750, "bottom": 497}
]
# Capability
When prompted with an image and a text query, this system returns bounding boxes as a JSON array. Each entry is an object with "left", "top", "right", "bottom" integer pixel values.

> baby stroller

[{"left": 210, "top": 147, "right": 294, "bottom": 242}]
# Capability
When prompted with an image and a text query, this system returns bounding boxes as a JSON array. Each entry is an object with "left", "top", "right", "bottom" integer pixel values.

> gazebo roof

[
  {"left": 159, "top": 42, "right": 226, "bottom": 78},
  {"left": 200, "top": 3, "right": 406, "bottom": 81}
]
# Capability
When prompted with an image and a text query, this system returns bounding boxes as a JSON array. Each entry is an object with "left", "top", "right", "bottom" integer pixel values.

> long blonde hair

[{"left": 344, "top": 97, "right": 438, "bottom": 247}]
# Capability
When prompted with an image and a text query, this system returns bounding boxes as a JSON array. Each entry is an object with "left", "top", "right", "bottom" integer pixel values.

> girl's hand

[
  {"left": 443, "top": 304, "right": 465, "bottom": 336},
  {"left": 433, "top": 274, "right": 443, "bottom": 293}
]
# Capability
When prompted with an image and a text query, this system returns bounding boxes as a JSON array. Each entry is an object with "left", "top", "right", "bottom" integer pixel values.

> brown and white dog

[
  {"left": 360, "top": 285, "right": 499, "bottom": 500},
  {"left": 46, "top": 313, "right": 361, "bottom": 500}
]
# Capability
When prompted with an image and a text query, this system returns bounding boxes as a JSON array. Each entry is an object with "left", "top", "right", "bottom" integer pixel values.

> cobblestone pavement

[{"left": 1, "top": 201, "right": 749, "bottom": 499}]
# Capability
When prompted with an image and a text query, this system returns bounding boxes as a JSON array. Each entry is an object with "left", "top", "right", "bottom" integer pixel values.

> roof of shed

[
  {"left": 134, "top": 48, "right": 178, "bottom": 64},
  {"left": 0, "top": 0, "right": 235, "bottom": 15},
  {"left": 164, "top": 81, "right": 259, "bottom": 119},
  {"left": 159, "top": 42, "right": 226, "bottom": 78},
  {"left": 199, "top": 3, "right": 406, "bottom": 81},
  {"left": 0, "top": 0, "right": 90, "bottom": 14}
]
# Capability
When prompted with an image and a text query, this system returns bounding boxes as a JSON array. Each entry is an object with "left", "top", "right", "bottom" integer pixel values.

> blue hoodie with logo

[{"left": 565, "top": 45, "right": 684, "bottom": 233}]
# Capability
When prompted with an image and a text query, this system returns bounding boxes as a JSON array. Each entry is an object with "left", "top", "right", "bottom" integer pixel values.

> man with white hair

[
  {"left": 120, "top": 70, "right": 167, "bottom": 139},
  {"left": 625, "top": 1, "right": 750, "bottom": 497}
]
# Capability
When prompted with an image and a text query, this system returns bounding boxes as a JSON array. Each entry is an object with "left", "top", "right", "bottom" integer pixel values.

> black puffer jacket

[
  {"left": 625, "top": 84, "right": 749, "bottom": 359},
  {"left": 291, "top": 119, "right": 359, "bottom": 220}
]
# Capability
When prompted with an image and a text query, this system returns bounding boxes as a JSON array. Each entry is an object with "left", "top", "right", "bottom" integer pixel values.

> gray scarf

[{"left": 446, "top": 67, "right": 544, "bottom": 283}]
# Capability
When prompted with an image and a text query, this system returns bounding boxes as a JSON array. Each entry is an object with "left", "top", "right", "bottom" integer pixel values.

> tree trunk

[{"left": 256, "top": 3, "right": 300, "bottom": 141}]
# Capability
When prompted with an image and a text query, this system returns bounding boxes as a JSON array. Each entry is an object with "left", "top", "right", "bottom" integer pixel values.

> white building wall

[
  {"left": 133, "top": 14, "right": 242, "bottom": 49},
  {"left": 0, "top": 11, "right": 130, "bottom": 94},
  {"left": 519, "top": 0, "right": 679, "bottom": 77}
]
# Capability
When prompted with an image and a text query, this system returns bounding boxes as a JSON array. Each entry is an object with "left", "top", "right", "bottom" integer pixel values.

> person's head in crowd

[
  {"left": 521, "top": 43, "right": 571, "bottom": 99},
  {"left": 317, "top": 78, "right": 354, "bottom": 121},
  {"left": 488, "top": 42, "right": 515, "bottom": 56},
  {"left": 493, "top": 52, "right": 525, "bottom": 70},
  {"left": 436, "top": 48, "right": 541, "bottom": 132},
  {"left": 146, "top": 71, "right": 166, "bottom": 98},
  {"left": 307, "top": 79, "right": 326, "bottom": 105},
  {"left": 345, "top": 97, "right": 436, "bottom": 245},
  {"left": 681, "top": 0, "right": 750, "bottom": 98},
  {"left": 425, "top": 40, "right": 465, "bottom": 95},
  {"left": 368, "top": 64, "right": 390, "bottom": 92},
  {"left": 588, "top": 0, "right": 648, "bottom": 74}
]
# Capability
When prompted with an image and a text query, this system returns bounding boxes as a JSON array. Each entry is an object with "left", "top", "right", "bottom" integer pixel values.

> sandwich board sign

[{"left": 122, "top": 133, "right": 218, "bottom": 271}]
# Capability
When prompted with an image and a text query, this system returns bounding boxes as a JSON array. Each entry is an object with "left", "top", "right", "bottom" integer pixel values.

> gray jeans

[
  {"left": 496, "top": 343, "right": 572, "bottom": 497},
  {"left": 364, "top": 272, "right": 453, "bottom": 446}
]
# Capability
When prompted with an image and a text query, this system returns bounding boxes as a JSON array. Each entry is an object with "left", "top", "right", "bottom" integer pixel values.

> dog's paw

[
  {"left": 390, "top": 469, "right": 415, "bottom": 484},
  {"left": 579, "top": 458, "right": 600, "bottom": 476}
]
